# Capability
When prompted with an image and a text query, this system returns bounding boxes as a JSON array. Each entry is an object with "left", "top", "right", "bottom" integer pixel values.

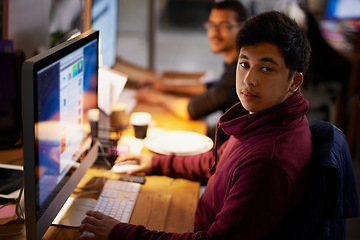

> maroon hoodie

[{"left": 109, "top": 90, "right": 313, "bottom": 240}]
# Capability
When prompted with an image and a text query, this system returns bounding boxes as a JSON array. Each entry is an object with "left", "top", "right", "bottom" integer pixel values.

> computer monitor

[
  {"left": 22, "top": 29, "right": 99, "bottom": 240},
  {"left": 89, "top": 0, "right": 118, "bottom": 67},
  {"left": 324, "top": 0, "right": 360, "bottom": 20}
]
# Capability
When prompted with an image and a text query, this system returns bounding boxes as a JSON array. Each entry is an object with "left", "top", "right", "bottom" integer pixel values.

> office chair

[{"left": 265, "top": 119, "right": 360, "bottom": 239}]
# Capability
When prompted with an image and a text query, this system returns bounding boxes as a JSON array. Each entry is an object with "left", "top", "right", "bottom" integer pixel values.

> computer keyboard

[
  {"left": 81, "top": 179, "right": 141, "bottom": 237},
  {"left": 95, "top": 179, "right": 141, "bottom": 222}
]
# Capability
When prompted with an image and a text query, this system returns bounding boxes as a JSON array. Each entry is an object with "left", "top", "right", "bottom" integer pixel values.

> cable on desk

[
  {"left": 0, "top": 225, "right": 25, "bottom": 237},
  {"left": 0, "top": 182, "right": 25, "bottom": 238},
  {"left": 0, "top": 200, "right": 14, "bottom": 210}
]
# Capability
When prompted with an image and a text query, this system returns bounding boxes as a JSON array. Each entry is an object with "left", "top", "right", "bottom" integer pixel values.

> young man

[
  {"left": 80, "top": 11, "right": 313, "bottom": 239},
  {"left": 135, "top": 1, "right": 248, "bottom": 143}
]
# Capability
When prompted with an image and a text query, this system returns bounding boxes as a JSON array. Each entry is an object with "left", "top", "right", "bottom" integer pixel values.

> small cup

[
  {"left": 111, "top": 102, "right": 127, "bottom": 130},
  {"left": 87, "top": 108, "right": 99, "bottom": 139},
  {"left": 130, "top": 112, "right": 151, "bottom": 139}
]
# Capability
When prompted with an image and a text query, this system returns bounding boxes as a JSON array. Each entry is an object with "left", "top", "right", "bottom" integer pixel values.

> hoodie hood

[
  {"left": 210, "top": 89, "right": 309, "bottom": 173},
  {"left": 220, "top": 89, "right": 309, "bottom": 141}
]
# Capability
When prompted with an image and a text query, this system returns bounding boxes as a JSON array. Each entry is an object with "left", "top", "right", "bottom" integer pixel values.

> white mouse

[{"left": 111, "top": 160, "right": 139, "bottom": 173}]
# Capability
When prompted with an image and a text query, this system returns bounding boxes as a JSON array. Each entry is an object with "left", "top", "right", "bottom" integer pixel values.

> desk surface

[{"left": 0, "top": 102, "right": 207, "bottom": 240}]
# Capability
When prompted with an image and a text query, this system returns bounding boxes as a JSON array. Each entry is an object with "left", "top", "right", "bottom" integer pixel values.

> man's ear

[{"left": 289, "top": 72, "right": 303, "bottom": 93}]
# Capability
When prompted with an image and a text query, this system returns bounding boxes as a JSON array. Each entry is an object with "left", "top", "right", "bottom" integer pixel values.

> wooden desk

[{"left": 0, "top": 103, "right": 206, "bottom": 240}]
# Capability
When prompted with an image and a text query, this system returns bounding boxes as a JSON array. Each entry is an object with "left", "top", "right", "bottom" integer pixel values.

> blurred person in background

[{"left": 135, "top": 0, "right": 248, "bottom": 145}]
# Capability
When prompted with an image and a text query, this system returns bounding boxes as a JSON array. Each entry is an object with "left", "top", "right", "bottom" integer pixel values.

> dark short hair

[
  {"left": 212, "top": 0, "right": 248, "bottom": 23},
  {"left": 236, "top": 11, "right": 311, "bottom": 76}
]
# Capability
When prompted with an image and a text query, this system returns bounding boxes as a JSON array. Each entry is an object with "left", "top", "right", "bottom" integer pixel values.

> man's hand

[
  {"left": 79, "top": 210, "right": 120, "bottom": 240},
  {"left": 115, "top": 152, "right": 153, "bottom": 175}
]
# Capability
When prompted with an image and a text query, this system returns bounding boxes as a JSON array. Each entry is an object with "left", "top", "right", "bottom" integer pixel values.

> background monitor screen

[
  {"left": 91, "top": 0, "right": 118, "bottom": 67},
  {"left": 324, "top": 0, "right": 360, "bottom": 19},
  {"left": 22, "top": 30, "right": 99, "bottom": 240}
]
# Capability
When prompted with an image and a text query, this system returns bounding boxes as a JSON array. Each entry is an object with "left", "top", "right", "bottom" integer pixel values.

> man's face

[
  {"left": 206, "top": 9, "right": 240, "bottom": 54},
  {"left": 236, "top": 42, "right": 302, "bottom": 113}
]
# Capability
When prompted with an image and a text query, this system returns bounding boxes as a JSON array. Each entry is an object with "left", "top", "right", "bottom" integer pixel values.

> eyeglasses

[{"left": 203, "top": 22, "right": 242, "bottom": 31}]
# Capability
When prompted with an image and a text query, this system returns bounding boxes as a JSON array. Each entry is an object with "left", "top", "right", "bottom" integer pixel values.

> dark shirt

[{"left": 187, "top": 61, "right": 238, "bottom": 120}]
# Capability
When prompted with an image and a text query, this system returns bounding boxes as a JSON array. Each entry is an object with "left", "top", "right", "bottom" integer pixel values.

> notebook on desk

[
  {"left": 98, "top": 66, "right": 128, "bottom": 116},
  {"left": 97, "top": 66, "right": 137, "bottom": 127}
]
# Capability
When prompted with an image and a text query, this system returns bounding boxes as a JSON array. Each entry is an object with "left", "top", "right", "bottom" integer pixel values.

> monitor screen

[
  {"left": 22, "top": 30, "right": 99, "bottom": 240},
  {"left": 324, "top": 0, "right": 360, "bottom": 19},
  {"left": 91, "top": 0, "right": 118, "bottom": 67}
]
